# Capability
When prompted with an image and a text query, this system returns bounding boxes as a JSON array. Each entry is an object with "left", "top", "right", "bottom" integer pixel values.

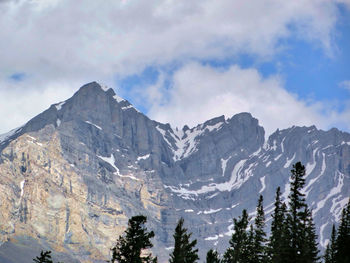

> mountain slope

[{"left": 0, "top": 82, "right": 349, "bottom": 262}]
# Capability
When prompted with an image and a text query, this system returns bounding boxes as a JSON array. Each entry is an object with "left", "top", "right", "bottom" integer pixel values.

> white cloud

[
  {"left": 146, "top": 63, "right": 349, "bottom": 136},
  {"left": 0, "top": 0, "right": 344, "bottom": 79},
  {"left": 0, "top": 0, "right": 348, "bottom": 133},
  {"left": 0, "top": 79, "right": 80, "bottom": 134},
  {"left": 339, "top": 80, "right": 350, "bottom": 91}
]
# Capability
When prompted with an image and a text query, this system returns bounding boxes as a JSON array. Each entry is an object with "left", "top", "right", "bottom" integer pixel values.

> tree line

[{"left": 33, "top": 162, "right": 350, "bottom": 263}]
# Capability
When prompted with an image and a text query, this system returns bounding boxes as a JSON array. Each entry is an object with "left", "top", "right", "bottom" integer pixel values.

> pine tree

[
  {"left": 285, "top": 162, "right": 307, "bottom": 262},
  {"left": 251, "top": 195, "right": 267, "bottom": 263},
  {"left": 288, "top": 162, "right": 307, "bottom": 261},
  {"left": 169, "top": 218, "right": 199, "bottom": 263},
  {"left": 324, "top": 225, "right": 337, "bottom": 263},
  {"left": 33, "top": 250, "right": 53, "bottom": 263},
  {"left": 324, "top": 243, "right": 331, "bottom": 263},
  {"left": 110, "top": 215, "right": 157, "bottom": 263},
  {"left": 206, "top": 249, "right": 221, "bottom": 263},
  {"left": 285, "top": 162, "right": 319, "bottom": 263},
  {"left": 268, "top": 187, "right": 288, "bottom": 263},
  {"left": 301, "top": 208, "right": 320, "bottom": 263},
  {"left": 247, "top": 224, "right": 255, "bottom": 263},
  {"left": 223, "top": 209, "right": 251, "bottom": 263},
  {"left": 335, "top": 198, "right": 350, "bottom": 263}
]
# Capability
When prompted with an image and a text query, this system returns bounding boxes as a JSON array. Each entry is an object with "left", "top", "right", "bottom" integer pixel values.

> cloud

[
  {"left": 0, "top": 0, "right": 345, "bottom": 80},
  {"left": 146, "top": 63, "right": 348, "bottom": 136},
  {"left": 0, "top": 78, "right": 83, "bottom": 134},
  {"left": 0, "top": 0, "right": 348, "bottom": 133},
  {"left": 339, "top": 80, "right": 350, "bottom": 91}
]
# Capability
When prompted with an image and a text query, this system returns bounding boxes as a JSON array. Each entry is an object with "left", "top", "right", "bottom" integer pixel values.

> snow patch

[
  {"left": 137, "top": 154, "right": 150, "bottom": 161},
  {"left": 20, "top": 180, "right": 25, "bottom": 198},
  {"left": 206, "top": 192, "right": 219, "bottom": 199},
  {"left": 121, "top": 105, "right": 133, "bottom": 110},
  {"left": 118, "top": 174, "right": 139, "bottom": 181},
  {"left": 274, "top": 153, "right": 282, "bottom": 161},
  {"left": 320, "top": 222, "right": 329, "bottom": 248},
  {"left": 259, "top": 176, "right": 266, "bottom": 193},
  {"left": 204, "top": 121, "right": 224, "bottom": 133},
  {"left": 56, "top": 119, "right": 61, "bottom": 127},
  {"left": 27, "top": 135, "right": 36, "bottom": 141},
  {"left": 281, "top": 180, "right": 291, "bottom": 201},
  {"left": 157, "top": 122, "right": 224, "bottom": 161},
  {"left": 221, "top": 157, "right": 230, "bottom": 176},
  {"left": 313, "top": 171, "right": 344, "bottom": 215},
  {"left": 311, "top": 140, "right": 319, "bottom": 145},
  {"left": 55, "top": 101, "right": 66, "bottom": 111},
  {"left": 304, "top": 153, "right": 326, "bottom": 197},
  {"left": 176, "top": 126, "right": 203, "bottom": 159},
  {"left": 97, "top": 82, "right": 110, "bottom": 92},
  {"left": 205, "top": 234, "right": 224, "bottom": 241},
  {"left": 305, "top": 148, "right": 318, "bottom": 178},
  {"left": 322, "top": 145, "right": 333, "bottom": 150},
  {"left": 164, "top": 159, "right": 250, "bottom": 199},
  {"left": 97, "top": 155, "right": 120, "bottom": 174},
  {"left": 281, "top": 137, "right": 286, "bottom": 152},
  {"left": 250, "top": 147, "right": 262, "bottom": 157},
  {"left": 284, "top": 153, "right": 296, "bottom": 168},
  {"left": 120, "top": 104, "right": 141, "bottom": 113},
  {"left": 85, "top": 121, "right": 102, "bottom": 130},
  {"left": 271, "top": 140, "right": 277, "bottom": 151},
  {"left": 26, "top": 134, "right": 43, "bottom": 146},
  {"left": 201, "top": 208, "right": 222, "bottom": 215},
  {"left": 155, "top": 126, "right": 173, "bottom": 147},
  {"left": 113, "top": 95, "right": 125, "bottom": 103},
  {"left": 330, "top": 196, "right": 349, "bottom": 221},
  {"left": 98, "top": 155, "right": 139, "bottom": 180}
]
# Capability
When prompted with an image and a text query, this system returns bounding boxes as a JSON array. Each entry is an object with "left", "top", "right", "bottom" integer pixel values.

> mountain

[{"left": 0, "top": 82, "right": 349, "bottom": 262}]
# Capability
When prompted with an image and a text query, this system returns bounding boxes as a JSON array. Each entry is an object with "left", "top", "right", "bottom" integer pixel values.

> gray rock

[{"left": 0, "top": 81, "right": 349, "bottom": 262}]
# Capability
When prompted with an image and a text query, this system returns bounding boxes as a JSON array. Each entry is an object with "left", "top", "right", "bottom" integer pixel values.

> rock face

[{"left": 0, "top": 82, "right": 349, "bottom": 262}]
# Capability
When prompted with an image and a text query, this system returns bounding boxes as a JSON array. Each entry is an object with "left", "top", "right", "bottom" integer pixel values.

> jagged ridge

[{"left": 0, "top": 82, "right": 349, "bottom": 262}]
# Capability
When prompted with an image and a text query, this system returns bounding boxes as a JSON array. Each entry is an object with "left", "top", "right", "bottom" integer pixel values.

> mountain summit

[{"left": 0, "top": 82, "right": 349, "bottom": 262}]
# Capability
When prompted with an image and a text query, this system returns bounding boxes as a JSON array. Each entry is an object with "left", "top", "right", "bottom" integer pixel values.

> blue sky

[
  {"left": 0, "top": 0, "right": 349, "bottom": 135},
  {"left": 117, "top": 4, "right": 350, "bottom": 113}
]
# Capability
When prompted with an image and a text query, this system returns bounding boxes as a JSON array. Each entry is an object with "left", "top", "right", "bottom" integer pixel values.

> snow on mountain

[{"left": 0, "top": 81, "right": 349, "bottom": 262}]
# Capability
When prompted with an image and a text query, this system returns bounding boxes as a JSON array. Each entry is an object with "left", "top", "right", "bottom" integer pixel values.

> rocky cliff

[{"left": 0, "top": 82, "right": 349, "bottom": 262}]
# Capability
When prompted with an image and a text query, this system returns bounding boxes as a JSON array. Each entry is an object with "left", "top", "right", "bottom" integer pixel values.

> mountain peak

[
  {"left": 0, "top": 81, "right": 350, "bottom": 263},
  {"left": 72, "top": 81, "right": 116, "bottom": 98}
]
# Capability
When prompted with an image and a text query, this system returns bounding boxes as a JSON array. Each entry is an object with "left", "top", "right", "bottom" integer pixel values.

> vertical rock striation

[{"left": 0, "top": 82, "right": 349, "bottom": 262}]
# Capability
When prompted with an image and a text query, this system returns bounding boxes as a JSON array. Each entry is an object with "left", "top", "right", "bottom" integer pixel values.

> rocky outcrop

[{"left": 0, "top": 82, "right": 349, "bottom": 262}]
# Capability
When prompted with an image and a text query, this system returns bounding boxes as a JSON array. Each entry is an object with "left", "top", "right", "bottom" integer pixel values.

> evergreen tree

[
  {"left": 169, "top": 218, "right": 199, "bottom": 263},
  {"left": 288, "top": 162, "right": 307, "bottom": 262},
  {"left": 335, "top": 198, "right": 350, "bottom": 263},
  {"left": 301, "top": 208, "right": 320, "bottom": 263},
  {"left": 110, "top": 215, "right": 157, "bottom": 263},
  {"left": 247, "top": 224, "right": 255, "bottom": 263},
  {"left": 268, "top": 187, "right": 288, "bottom": 263},
  {"left": 33, "top": 250, "right": 53, "bottom": 263},
  {"left": 324, "top": 225, "right": 337, "bottom": 263},
  {"left": 252, "top": 195, "right": 267, "bottom": 263},
  {"left": 285, "top": 162, "right": 307, "bottom": 262},
  {"left": 206, "top": 249, "right": 221, "bottom": 263},
  {"left": 223, "top": 209, "right": 251, "bottom": 263},
  {"left": 324, "top": 243, "right": 331, "bottom": 263},
  {"left": 285, "top": 162, "right": 319, "bottom": 263}
]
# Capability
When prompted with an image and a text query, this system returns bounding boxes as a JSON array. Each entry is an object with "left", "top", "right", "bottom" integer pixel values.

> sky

[{"left": 0, "top": 0, "right": 350, "bottom": 136}]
